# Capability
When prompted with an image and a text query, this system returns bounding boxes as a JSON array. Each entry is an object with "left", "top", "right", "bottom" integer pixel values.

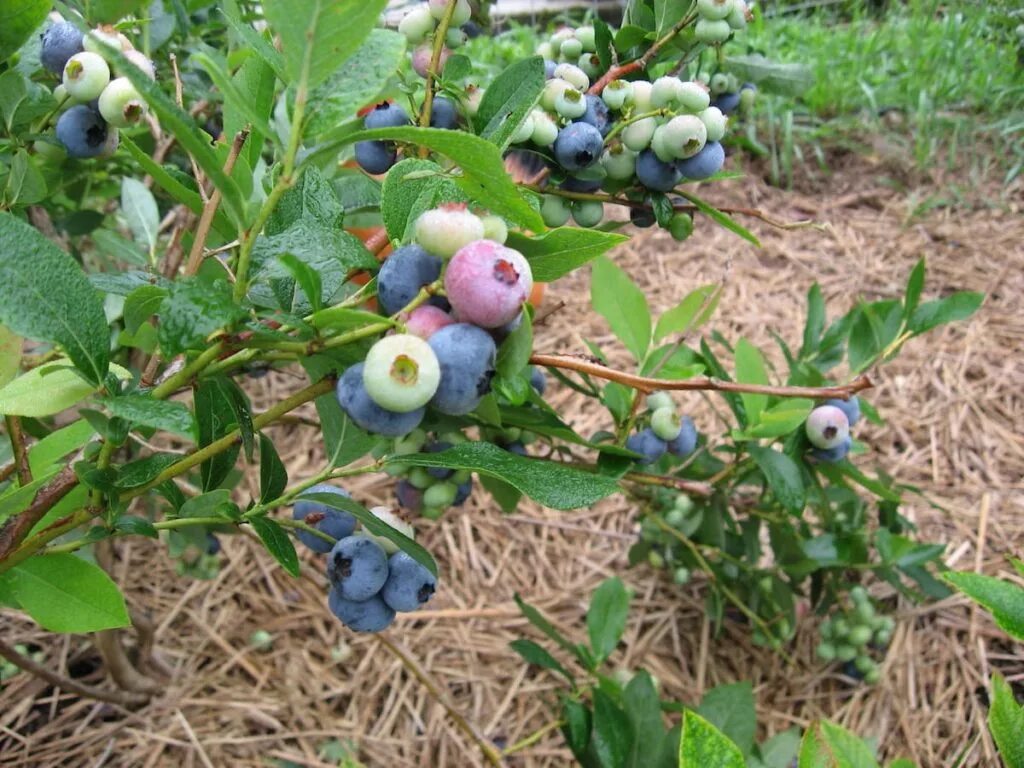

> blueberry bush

[{"left": 0, "top": 0, "right": 998, "bottom": 765}]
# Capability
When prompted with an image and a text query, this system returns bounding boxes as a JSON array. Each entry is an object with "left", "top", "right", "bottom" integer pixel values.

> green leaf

[
  {"left": 258, "top": 433, "right": 288, "bottom": 504},
  {"left": 508, "top": 638, "right": 573, "bottom": 683},
  {"left": 562, "top": 699, "right": 593, "bottom": 760},
  {"left": 734, "top": 339, "right": 769, "bottom": 426},
  {"left": 0, "top": 71, "right": 55, "bottom": 135},
  {"left": 587, "top": 577, "right": 630, "bottom": 662},
  {"left": 0, "top": 0, "right": 48, "bottom": 65},
  {"left": 0, "top": 324, "right": 21, "bottom": 388},
  {"left": 178, "top": 489, "right": 237, "bottom": 519},
  {"left": 735, "top": 399, "right": 814, "bottom": 440},
  {"left": 695, "top": 682, "right": 756, "bottom": 755},
  {"left": 944, "top": 571, "right": 1024, "bottom": 641},
  {"left": 800, "top": 283, "right": 826, "bottom": 358},
  {"left": 113, "top": 515, "right": 159, "bottom": 538},
  {"left": 508, "top": 228, "right": 629, "bottom": 283},
  {"left": 1, "top": 554, "right": 129, "bottom": 633},
  {"left": 123, "top": 285, "right": 167, "bottom": 335},
  {"left": 305, "top": 29, "right": 407, "bottom": 137},
  {"left": 479, "top": 473, "right": 522, "bottom": 513},
  {"left": 753, "top": 729, "right": 802, "bottom": 768},
  {"left": 157, "top": 277, "right": 246, "bottom": 357},
  {"left": 497, "top": 312, "right": 533, "bottom": 380},
  {"left": 679, "top": 711, "right": 746, "bottom": 768},
  {"left": 278, "top": 253, "right": 324, "bottom": 314},
  {"left": 4, "top": 148, "right": 47, "bottom": 207},
  {"left": 623, "top": 671, "right": 666, "bottom": 768},
  {"left": 677, "top": 191, "right": 760, "bottom": 246},
  {"left": 223, "top": 52, "right": 277, "bottom": 171},
  {"left": 380, "top": 158, "right": 465, "bottom": 243},
  {"left": 249, "top": 515, "right": 300, "bottom": 576},
  {"left": 219, "top": 5, "right": 286, "bottom": 81},
  {"left": 592, "top": 689, "right": 633, "bottom": 768},
  {"left": 27, "top": 420, "right": 94, "bottom": 476},
  {"left": 908, "top": 292, "right": 983, "bottom": 335},
  {"left": 386, "top": 442, "right": 620, "bottom": 510},
  {"left": 194, "top": 377, "right": 244, "bottom": 491},
  {"left": 591, "top": 256, "right": 650, "bottom": 361},
  {"left": 748, "top": 445, "right": 805, "bottom": 514},
  {"left": 654, "top": 284, "right": 720, "bottom": 341},
  {"left": 722, "top": 54, "right": 815, "bottom": 97},
  {"left": 101, "top": 394, "right": 195, "bottom": 439},
  {"left": 514, "top": 592, "right": 578, "bottom": 657},
  {"left": 474, "top": 56, "right": 546, "bottom": 149},
  {"left": 989, "top": 673, "right": 1024, "bottom": 768},
  {"left": 120, "top": 178, "right": 160, "bottom": 258},
  {"left": 654, "top": 0, "right": 688, "bottom": 36},
  {"left": 114, "top": 453, "right": 180, "bottom": 490},
  {"left": 350, "top": 126, "right": 544, "bottom": 231},
  {"left": 263, "top": 0, "right": 389, "bottom": 90},
  {"left": 0, "top": 213, "right": 110, "bottom": 384},
  {"left": 0, "top": 360, "right": 130, "bottom": 417},
  {"left": 797, "top": 721, "right": 879, "bottom": 768},
  {"left": 902, "top": 259, "right": 925, "bottom": 322}
]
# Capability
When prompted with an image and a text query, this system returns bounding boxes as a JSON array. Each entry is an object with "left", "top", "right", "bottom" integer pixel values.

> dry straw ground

[{"left": 1, "top": 152, "right": 1021, "bottom": 768}]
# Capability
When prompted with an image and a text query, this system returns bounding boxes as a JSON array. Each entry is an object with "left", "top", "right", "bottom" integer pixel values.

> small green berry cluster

[
  {"left": 816, "top": 586, "right": 894, "bottom": 684},
  {"left": 386, "top": 429, "right": 476, "bottom": 520}
]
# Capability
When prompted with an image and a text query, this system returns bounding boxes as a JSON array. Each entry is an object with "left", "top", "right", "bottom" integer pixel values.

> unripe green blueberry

[
  {"left": 854, "top": 654, "right": 875, "bottom": 674},
  {"left": 83, "top": 27, "right": 132, "bottom": 59},
  {"left": 451, "top": 469, "right": 472, "bottom": 484},
  {"left": 415, "top": 203, "right": 485, "bottom": 258},
  {"left": 673, "top": 493, "right": 694, "bottom": 513},
  {"left": 554, "top": 87, "right": 587, "bottom": 119},
  {"left": 540, "top": 78, "right": 572, "bottom": 111},
  {"left": 855, "top": 602, "right": 875, "bottom": 624},
  {"left": 851, "top": 585, "right": 868, "bottom": 603},
  {"left": 668, "top": 212, "right": 694, "bottom": 241},
  {"left": 530, "top": 109, "right": 559, "bottom": 146},
  {"left": 553, "top": 63, "right": 589, "bottom": 91},
  {"left": 805, "top": 405, "right": 851, "bottom": 449},
  {"left": 446, "top": 28, "right": 467, "bottom": 49},
  {"left": 428, "top": 0, "right": 471, "bottom": 25},
  {"left": 699, "top": 106, "right": 727, "bottom": 142},
  {"left": 571, "top": 199, "right": 604, "bottom": 228},
  {"left": 647, "top": 392, "right": 674, "bottom": 411},
  {"left": 739, "top": 85, "right": 757, "bottom": 114},
  {"left": 510, "top": 112, "right": 535, "bottom": 143},
  {"left": 52, "top": 84, "right": 74, "bottom": 110},
  {"left": 631, "top": 80, "right": 654, "bottom": 111},
  {"left": 364, "top": 505, "right": 415, "bottom": 554},
  {"left": 676, "top": 81, "right": 711, "bottom": 113},
  {"left": 776, "top": 618, "right": 791, "bottom": 638},
  {"left": 622, "top": 116, "right": 658, "bottom": 152},
  {"left": 63, "top": 52, "right": 110, "bottom": 102},
  {"left": 364, "top": 334, "right": 441, "bottom": 413},
  {"left": 394, "top": 429, "right": 428, "bottom": 455},
  {"left": 650, "top": 127, "right": 675, "bottom": 163},
  {"left": 602, "top": 80, "right": 632, "bottom": 111},
  {"left": 249, "top": 629, "right": 273, "bottom": 650},
  {"left": 600, "top": 145, "right": 636, "bottom": 180},
  {"left": 849, "top": 626, "right": 872, "bottom": 647},
  {"left": 874, "top": 628, "right": 892, "bottom": 646},
  {"left": 836, "top": 644, "right": 857, "bottom": 662},
  {"left": 578, "top": 53, "right": 601, "bottom": 80},
  {"left": 651, "top": 76, "right": 683, "bottom": 108},
  {"left": 710, "top": 73, "right": 731, "bottom": 96},
  {"left": 576, "top": 26, "right": 596, "bottom": 51},
  {"left": 728, "top": 0, "right": 750, "bottom": 29},
  {"left": 560, "top": 37, "right": 583, "bottom": 60},
  {"left": 541, "top": 194, "right": 572, "bottom": 227},
  {"left": 864, "top": 667, "right": 880, "bottom": 685},
  {"left": 817, "top": 641, "right": 836, "bottom": 661},
  {"left": 520, "top": 430, "right": 538, "bottom": 445},
  {"left": 820, "top": 618, "right": 834, "bottom": 639},
  {"left": 481, "top": 214, "right": 508, "bottom": 244},
  {"left": 648, "top": 550, "right": 665, "bottom": 569},
  {"left": 661, "top": 115, "right": 708, "bottom": 159},
  {"left": 834, "top": 618, "right": 850, "bottom": 637},
  {"left": 423, "top": 480, "right": 458, "bottom": 508},
  {"left": 537, "top": 42, "right": 555, "bottom": 59},
  {"left": 407, "top": 467, "right": 434, "bottom": 489},
  {"left": 880, "top": 616, "right": 895, "bottom": 633},
  {"left": 650, "top": 407, "right": 681, "bottom": 440},
  {"left": 665, "top": 508, "right": 686, "bottom": 527},
  {"left": 697, "top": 0, "right": 734, "bottom": 20},
  {"left": 695, "top": 18, "right": 733, "bottom": 44},
  {"left": 673, "top": 566, "right": 691, "bottom": 585},
  {"left": 98, "top": 77, "right": 146, "bottom": 128},
  {"left": 399, "top": 5, "right": 436, "bottom": 43},
  {"left": 422, "top": 505, "right": 446, "bottom": 520}
]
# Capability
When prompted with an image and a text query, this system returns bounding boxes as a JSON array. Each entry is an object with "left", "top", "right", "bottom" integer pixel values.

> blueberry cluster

[
  {"left": 625, "top": 391, "right": 699, "bottom": 465},
  {"left": 389, "top": 430, "right": 475, "bottom": 519},
  {"left": 336, "top": 204, "right": 533, "bottom": 437},
  {"left": 291, "top": 483, "right": 435, "bottom": 633},
  {"left": 816, "top": 586, "right": 894, "bottom": 684},
  {"left": 39, "top": 20, "right": 154, "bottom": 159},
  {"left": 805, "top": 396, "right": 861, "bottom": 463},
  {"left": 399, "top": 0, "right": 476, "bottom": 75}
]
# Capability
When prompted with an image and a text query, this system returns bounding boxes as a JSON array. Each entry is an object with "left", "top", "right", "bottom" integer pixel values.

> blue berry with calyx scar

[
  {"left": 41, "top": 22, "right": 84, "bottom": 76},
  {"left": 553, "top": 122, "right": 604, "bottom": 172},
  {"left": 292, "top": 483, "right": 356, "bottom": 553},
  {"left": 381, "top": 551, "right": 437, "bottom": 612},
  {"left": 812, "top": 436, "right": 852, "bottom": 463},
  {"left": 376, "top": 244, "right": 445, "bottom": 316},
  {"left": 355, "top": 140, "right": 397, "bottom": 174},
  {"left": 677, "top": 141, "right": 725, "bottom": 180},
  {"left": 55, "top": 105, "right": 110, "bottom": 159},
  {"left": 626, "top": 428, "right": 667, "bottom": 465},
  {"left": 429, "top": 96, "right": 459, "bottom": 129},
  {"left": 574, "top": 94, "right": 611, "bottom": 136},
  {"left": 824, "top": 396, "right": 861, "bottom": 427},
  {"left": 327, "top": 535, "right": 390, "bottom": 601},
  {"left": 329, "top": 589, "right": 396, "bottom": 632},
  {"left": 635, "top": 149, "right": 681, "bottom": 192},
  {"left": 336, "top": 363, "right": 425, "bottom": 437},
  {"left": 365, "top": 101, "right": 411, "bottom": 129},
  {"left": 428, "top": 323, "right": 497, "bottom": 415},
  {"left": 712, "top": 91, "right": 741, "bottom": 115},
  {"left": 667, "top": 416, "right": 698, "bottom": 457}
]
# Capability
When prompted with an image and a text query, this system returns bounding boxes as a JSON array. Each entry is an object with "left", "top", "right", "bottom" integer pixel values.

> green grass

[{"left": 740, "top": 0, "right": 1024, "bottom": 187}]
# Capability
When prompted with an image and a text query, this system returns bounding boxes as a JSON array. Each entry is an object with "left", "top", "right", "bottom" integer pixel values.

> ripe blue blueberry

[
  {"left": 381, "top": 551, "right": 437, "bottom": 611},
  {"left": 206, "top": 533, "right": 221, "bottom": 555},
  {"left": 327, "top": 535, "right": 390, "bottom": 601},
  {"left": 529, "top": 367, "right": 547, "bottom": 395},
  {"left": 293, "top": 483, "right": 356, "bottom": 553},
  {"left": 626, "top": 428, "right": 668, "bottom": 465},
  {"left": 424, "top": 440, "right": 455, "bottom": 479},
  {"left": 377, "top": 244, "right": 444, "bottom": 316},
  {"left": 824, "top": 396, "right": 861, "bottom": 427},
  {"left": 574, "top": 94, "right": 611, "bottom": 136},
  {"left": 667, "top": 416, "right": 698, "bottom": 456},
  {"left": 712, "top": 91, "right": 742, "bottom": 115},
  {"left": 553, "top": 122, "right": 604, "bottom": 172},
  {"left": 365, "top": 101, "right": 411, "bottom": 129},
  {"left": 677, "top": 141, "right": 725, "bottom": 180},
  {"left": 544, "top": 59, "right": 557, "bottom": 78},
  {"left": 427, "top": 323, "right": 497, "bottom": 415},
  {"left": 41, "top": 22, "right": 84, "bottom": 76},
  {"left": 561, "top": 175, "right": 603, "bottom": 193},
  {"left": 453, "top": 479, "right": 473, "bottom": 506},
  {"left": 429, "top": 96, "right": 459, "bottom": 129},
  {"left": 328, "top": 589, "right": 396, "bottom": 632},
  {"left": 336, "top": 363, "right": 425, "bottom": 437},
  {"left": 811, "top": 436, "right": 852, "bottom": 463},
  {"left": 504, "top": 441, "right": 528, "bottom": 456},
  {"left": 55, "top": 105, "right": 110, "bottom": 159},
  {"left": 355, "top": 140, "right": 397, "bottom": 174},
  {"left": 635, "top": 149, "right": 682, "bottom": 192},
  {"left": 630, "top": 207, "right": 656, "bottom": 228}
]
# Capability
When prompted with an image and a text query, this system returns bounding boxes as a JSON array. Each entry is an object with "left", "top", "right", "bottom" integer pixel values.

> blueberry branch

[
  {"left": 588, "top": 11, "right": 699, "bottom": 95},
  {"left": 530, "top": 353, "right": 873, "bottom": 400},
  {"left": 3, "top": 416, "right": 32, "bottom": 487}
]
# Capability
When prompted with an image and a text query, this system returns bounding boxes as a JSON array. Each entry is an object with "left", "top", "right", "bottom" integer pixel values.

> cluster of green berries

[
  {"left": 399, "top": 0, "right": 477, "bottom": 74},
  {"left": 38, "top": 19, "right": 154, "bottom": 160},
  {"left": 639, "top": 491, "right": 700, "bottom": 583},
  {"left": 626, "top": 391, "right": 699, "bottom": 465},
  {"left": 805, "top": 396, "right": 861, "bottom": 463},
  {"left": 387, "top": 429, "right": 475, "bottom": 519},
  {"left": 816, "top": 586, "right": 894, "bottom": 684}
]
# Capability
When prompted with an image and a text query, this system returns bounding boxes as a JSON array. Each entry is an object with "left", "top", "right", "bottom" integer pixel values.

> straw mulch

[{"left": 1, "top": 153, "right": 1021, "bottom": 768}]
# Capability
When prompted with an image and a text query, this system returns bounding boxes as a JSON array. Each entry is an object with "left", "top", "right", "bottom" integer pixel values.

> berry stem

[
  {"left": 602, "top": 108, "right": 671, "bottom": 143},
  {"left": 589, "top": 11, "right": 699, "bottom": 95},
  {"left": 419, "top": 0, "right": 460, "bottom": 132}
]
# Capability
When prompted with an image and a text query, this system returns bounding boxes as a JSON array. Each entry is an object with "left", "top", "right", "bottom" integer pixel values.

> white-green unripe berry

[
  {"left": 365, "top": 505, "right": 415, "bottom": 554},
  {"left": 52, "top": 84, "right": 75, "bottom": 111},
  {"left": 630, "top": 80, "right": 654, "bottom": 111},
  {"left": 520, "top": 430, "right": 538, "bottom": 445},
  {"left": 83, "top": 27, "right": 132, "bottom": 59},
  {"left": 710, "top": 72, "right": 731, "bottom": 95},
  {"left": 651, "top": 76, "right": 683, "bottom": 108},
  {"left": 677, "top": 81, "right": 711, "bottom": 113},
  {"left": 429, "top": 0, "right": 471, "bottom": 25},
  {"left": 407, "top": 467, "right": 434, "bottom": 489},
  {"left": 541, "top": 194, "right": 572, "bottom": 227},
  {"left": 695, "top": 18, "right": 733, "bottom": 44},
  {"left": 651, "top": 407, "right": 681, "bottom": 440},
  {"left": 510, "top": 112, "right": 535, "bottom": 143},
  {"left": 553, "top": 62, "right": 589, "bottom": 91},
  {"left": 415, "top": 205, "right": 485, "bottom": 258},
  {"left": 661, "top": 114, "right": 708, "bottom": 159},
  {"left": 864, "top": 667, "right": 880, "bottom": 684},
  {"left": 650, "top": 126, "right": 675, "bottom": 163},
  {"left": 697, "top": 0, "right": 734, "bottom": 20},
  {"left": 600, "top": 146, "right": 636, "bottom": 180},
  {"left": 537, "top": 41, "right": 555, "bottom": 59},
  {"left": 836, "top": 644, "right": 857, "bottom": 662},
  {"left": 728, "top": 0, "right": 750, "bottom": 29},
  {"left": 399, "top": 5, "right": 436, "bottom": 43},
  {"left": 673, "top": 566, "right": 691, "bottom": 585},
  {"left": 560, "top": 37, "right": 583, "bottom": 60},
  {"left": 849, "top": 626, "right": 872, "bottom": 647},
  {"left": 817, "top": 641, "right": 836, "bottom": 661},
  {"left": 602, "top": 80, "right": 632, "bottom": 111},
  {"left": 854, "top": 654, "right": 875, "bottom": 674},
  {"left": 571, "top": 200, "right": 604, "bottom": 228},
  {"left": 540, "top": 78, "right": 572, "bottom": 111},
  {"left": 648, "top": 550, "right": 665, "bottom": 569},
  {"left": 699, "top": 106, "right": 727, "bottom": 142},
  {"left": 63, "top": 52, "right": 110, "bottom": 102},
  {"left": 665, "top": 508, "right": 686, "bottom": 527},
  {"left": 530, "top": 110, "right": 558, "bottom": 146},
  {"left": 578, "top": 53, "right": 601, "bottom": 80},
  {"left": 874, "top": 628, "right": 892, "bottom": 646},
  {"left": 850, "top": 585, "right": 868, "bottom": 603},
  {"left": 622, "top": 116, "right": 658, "bottom": 151},
  {"left": 363, "top": 334, "right": 441, "bottom": 413},
  {"left": 394, "top": 429, "right": 428, "bottom": 455},
  {"left": 98, "top": 77, "right": 146, "bottom": 127},
  {"left": 647, "top": 392, "right": 674, "bottom": 411},
  {"left": 554, "top": 87, "right": 587, "bottom": 119},
  {"left": 446, "top": 28, "right": 467, "bottom": 49},
  {"left": 423, "top": 481, "right": 458, "bottom": 508},
  {"left": 576, "top": 26, "right": 596, "bottom": 51},
  {"left": 674, "top": 493, "right": 694, "bottom": 513},
  {"left": 480, "top": 214, "right": 508, "bottom": 244}
]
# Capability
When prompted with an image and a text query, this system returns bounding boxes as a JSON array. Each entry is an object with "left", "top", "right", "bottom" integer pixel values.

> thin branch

[
  {"left": 0, "top": 465, "right": 79, "bottom": 562},
  {"left": 624, "top": 470, "right": 712, "bottom": 496},
  {"left": 589, "top": 12, "right": 698, "bottom": 94},
  {"left": 529, "top": 353, "right": 873, "bottom": 399},
  {"left": 184, "top": 129, "right": 249, "bottom": 275},
  {"left": 4, "top": 415, "right": 32, "bottom": 486}
]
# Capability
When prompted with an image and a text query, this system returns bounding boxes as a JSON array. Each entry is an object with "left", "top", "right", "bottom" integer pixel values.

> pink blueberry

[
  {"left": 444, "top": 240, "right": 534, "bottom": 329},
  {"left": 404, "top": 305, "right": 455, "bottom": 339}
]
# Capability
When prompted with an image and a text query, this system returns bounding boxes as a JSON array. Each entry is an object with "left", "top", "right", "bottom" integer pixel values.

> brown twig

[
  {"left": 0, "top": 465, "right": 79, "bottom": 562},
  {"left": 170, "top": 54, "right": 207, "bottom": 202},
  {"left": 4, "top": 415, "right": 32, "bottom": 486},
  {"left": 624, "top": 470, "right": 713, "bottom": 496},
  {"left": 589, "top": 12, "right": 698, "bottom": 95},
  {"left": 529, "top": 353, "right": 873, "bottom": 399},
  {"left": 0, "top": 638, "right": 151, "bottom": 707}
]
